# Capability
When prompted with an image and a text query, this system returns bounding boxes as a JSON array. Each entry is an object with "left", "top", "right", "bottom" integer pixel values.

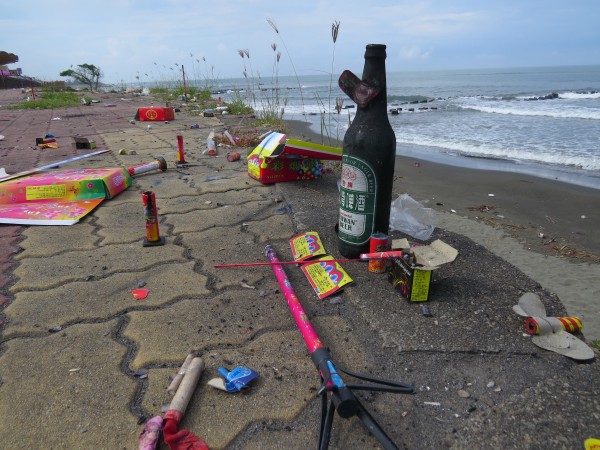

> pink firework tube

[
  {"left": 265, "top": 245, "right": 324, "bottom": 354},
  {"left": 176, "top": 135, "right": 187, "bottom": 164},
  {"left": 128, "top": 156, "right": 168, "bottom": 177},
  {"left": 360, "top": 250, "right": 402, "bottom": 260}
]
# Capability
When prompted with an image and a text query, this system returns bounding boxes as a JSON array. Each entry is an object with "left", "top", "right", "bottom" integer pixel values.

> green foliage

[
  {"left": 60, "top": 63, "right": 103, "bottom": 91},
  {"left": 7, "top": 91, "right": 82, "bottom": 109},
  {"left": 591, "top": 340, "right": 600, "bottom": 351}
]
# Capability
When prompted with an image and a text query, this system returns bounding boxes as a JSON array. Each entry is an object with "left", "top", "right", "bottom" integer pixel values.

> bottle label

[{"left": 338, "top": 156, "right": 377, "bottom": 245}]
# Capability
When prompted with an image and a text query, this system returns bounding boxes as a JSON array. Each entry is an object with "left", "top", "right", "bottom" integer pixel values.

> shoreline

[{"left": 282, "top": 117, "right": 600, "bottom": 341}]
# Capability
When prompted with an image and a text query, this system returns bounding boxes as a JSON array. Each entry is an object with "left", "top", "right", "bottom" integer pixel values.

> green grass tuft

[{"left": 7, "top": 91, "right": 82, "bottom": 110}]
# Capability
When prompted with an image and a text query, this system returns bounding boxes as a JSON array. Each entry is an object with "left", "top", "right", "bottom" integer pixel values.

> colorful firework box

[
  {"left": 0, "top": 168, "right": 132, "bottom": 225},
  {"left": 247, "top": 132, "right": 341, "bottom": 184},
  {"left": 388, "top": 239, "right": 458, "bottom": 302},
  {"left": 135, "top": 106, "right": 175, "bottom": 122},
  {"left": 301, "top": 256, "right": 354, "bottom": 300},
  {"left": 290, "top": 231, "right": 353, "bottom": 299},
  {"left": 290, "top": 231, "right": 327, "bottom": 261}
]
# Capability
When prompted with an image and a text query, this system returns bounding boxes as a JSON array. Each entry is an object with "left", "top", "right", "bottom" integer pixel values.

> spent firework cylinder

[
  {"left": 176, "top": 135, "right": 187, "bottom": 164},
  {"left": 525, "top": 316, "right": 583, "bottom": 335},
  {"left": 142, "top": 191, "right": 165, "bottom": 247},
  {"left": 226, "top": 152, "right": 241, "bottom": 162},
  {"left": 128, "top": 156, "right": 168, "bottom": 177},
  {"left": 368, "top": 232, "right": 389, "bottom": 273}
]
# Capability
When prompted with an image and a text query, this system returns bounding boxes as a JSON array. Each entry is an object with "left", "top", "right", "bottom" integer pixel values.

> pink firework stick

[{"left": 264, "top": 245, "right": 414, "bottom": 450}]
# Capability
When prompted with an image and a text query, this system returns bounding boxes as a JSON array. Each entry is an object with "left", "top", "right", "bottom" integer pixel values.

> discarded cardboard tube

[
  {"left": 169, "top": 357, "right": 205, "bottom": 414},
  {"left": 163, "top": 357, "right": 209, "bottom": 449},
  {"left": 127, "top": 157, "right": 168, "bottom": 177},
  {"left": 167, "top": 353, "right": 195, "bottom": 396},
  {"left": 142, "top": 191, "right": 165, "bottom": 247},
  {"left": 176, "top": 135, "right": 187, "bottom": 164},
  {"left": 214, "top": 250, "right": 403, "bottom": 268}
]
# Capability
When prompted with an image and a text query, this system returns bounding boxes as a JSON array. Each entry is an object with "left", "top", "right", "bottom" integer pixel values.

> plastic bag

[{"left": 389, "top": 193, "right": 436, "bottom": 241}]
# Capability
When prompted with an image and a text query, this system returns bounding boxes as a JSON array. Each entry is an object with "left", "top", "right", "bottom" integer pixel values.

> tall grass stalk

[{"left": 267, "top": 17, "right": 306, "bottom": 120}]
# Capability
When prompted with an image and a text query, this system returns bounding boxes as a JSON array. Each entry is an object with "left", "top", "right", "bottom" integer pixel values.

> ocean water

[{"left": 213, "top": 66, "right": 600, "bottom": 189}]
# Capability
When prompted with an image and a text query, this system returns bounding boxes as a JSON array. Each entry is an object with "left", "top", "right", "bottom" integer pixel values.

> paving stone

[
  {"left": 139, "top": 315, "right": 368, "bottom": 449},
  {"left": 11, "top": 242, "right": 186, "bottom": 292},
  {"left": 0, "top": 320, "right": 139, "bottom": 449},
  {"left": 16, "top": 222, "right": 98, "bottom": 259},
  {"left": 4, "top": 261, "right": 207, "bottom": 336},
  {"left": 168, "top": 200, "right": 274, "bottom": 234}
]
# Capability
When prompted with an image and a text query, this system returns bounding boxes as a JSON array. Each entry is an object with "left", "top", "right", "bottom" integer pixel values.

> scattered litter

[
  {"left": 51, "top": 117, "right": 61, "bottom": 121},
  {"left": 513, "top": 292, "right": 594, "bottom": 361},
  {"left": 226, "top": 152, "right": 241, "bottom": 162},
  {"left": 240, "top": 282, "right": 255, "bottom": 289},
  {"left": 138, "top": 416, "right": 163, "bottom": 450},
  {"left": 581, "top": 215, "right": 586, "bottom": 219},
  {"left": 205, "top": 200, "right": 212, "bottom": 205},
  {"left": 224, "top": 130, "right": 237, "bottom": 146},
  {"left": 0, "top": 134, "right": 4, "bottom": 141},
  {"left": 488, "top": 193, "right": 495, "bottom": 197},
  {"left": 421, "top": 305, "right": 433, "bottom": 317},
  {"left": 206, "top": 132, "right": 217, "bottom": 156},
  {"left": 137, "top": 280, "right": 146, "bottom": 288},
  {"left": 458, "top": 389, "right": 470, "bottom": 398},
  {"left": 328, "top": 296, "right": 344, "bottom": 304},
  {"left": 129, "top": 120, "right": 135, "bottom": 124},
  {"left": 240, "top": 223, "right": 249, "bottom": 232},
  {"left": 133, "top": 368, "right": 149, "bottom": 378},
  {"left": 207, "top": 366, "right": 260, "bottom": 393},
  {"left": 190, "top": 124, "right": 199, "bottom": 129},
  {"left": 49, "top": 326, "right": 63, "bottom": 333},
  {"left": 423, "top": 402, "right": 441, "bottom": 407},
  {"left": 166, "top": 353, "right": 195, "bottom": 396},
  {"left": 389, "top": 193, "right": 436, "bottom": 240},
  {"left": 118, "top": 148, "right": 128, "bottom": 155},
  {"left": 132, "top": 289, "right": 149, "bottom": 300},
  {"left": 147, "top": 125, "right": 152, "bottom": 130},
  {"left": 69, "top": 368, "right": 81, "bottom": 373}
]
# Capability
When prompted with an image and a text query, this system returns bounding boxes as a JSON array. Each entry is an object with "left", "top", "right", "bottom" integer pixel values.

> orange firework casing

[
  {"left": 142, "top": 191, "right": 165, "bottom": 247},
  {"left": 368, "top": 232, "right": 389, "bottom": 273},
  {"left": 525, "top": 316, "right": 583, "bottom": 335}
]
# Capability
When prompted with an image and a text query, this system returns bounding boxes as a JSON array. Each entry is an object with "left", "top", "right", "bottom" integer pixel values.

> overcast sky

[{"left": 3, "top": 0, "right": 599, "bottom": 84}]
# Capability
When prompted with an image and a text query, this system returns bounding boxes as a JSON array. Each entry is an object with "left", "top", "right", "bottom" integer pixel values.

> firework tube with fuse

[
  {"left": 142, "top": 191, "right": 165, "bottom": 247},
  {"left": 264, "top": 244, "right": 414, "bottom": 450},
  {"left": 127, "top": 157, "right": 168, "bottom": 177},
  {"left": 176, "top": 135, "right": 187, "bottom": 164}
]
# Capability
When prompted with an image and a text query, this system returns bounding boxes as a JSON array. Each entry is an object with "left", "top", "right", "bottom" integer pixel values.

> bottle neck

[{"left": 361, "top": 46, "right": 387, "bottom": 111}]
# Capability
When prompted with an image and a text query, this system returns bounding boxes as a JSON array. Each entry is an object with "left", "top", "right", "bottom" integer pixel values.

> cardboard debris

[
  {"left": 290, "top": 231, "right": 327, "bottom": 261},
  {"left": 388, "top": 239, "right": 458, "bottom": 302},
  {"left": 301, "top": 256, "right": 354, "bottom": 299},
  {"left": 247, "top": 132, "right": 340, "bottom": 184},
  {"left": 0, "top": 168, "right": 132, "bottom": 225},
  {"left": 73, "top": 137, "right": 97, "bottom": 149}
]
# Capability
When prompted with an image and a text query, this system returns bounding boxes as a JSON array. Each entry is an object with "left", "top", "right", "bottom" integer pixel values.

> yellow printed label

[
  {"left": 290, "top": 231, "right": 326, "bottom": 261},
  {"left": 410, "top": 269, "right": 431, "bottom": 301},
  {"left": 26, "top": 184, "right": 67, "bottom": 200}
]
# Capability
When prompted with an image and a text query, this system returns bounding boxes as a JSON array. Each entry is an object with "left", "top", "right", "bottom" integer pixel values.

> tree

[{"left": 60, "top": 64, "right": 103, "bottom": 91}]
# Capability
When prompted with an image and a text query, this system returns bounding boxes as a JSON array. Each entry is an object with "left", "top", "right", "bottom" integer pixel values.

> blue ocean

[{"left": 214, "top": 66, "right": 600, "bottom": 189}]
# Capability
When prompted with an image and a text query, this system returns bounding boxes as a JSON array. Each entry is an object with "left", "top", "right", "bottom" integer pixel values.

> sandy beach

[{"left": 283, "top": 118, "right": 600, "bottom": 341}]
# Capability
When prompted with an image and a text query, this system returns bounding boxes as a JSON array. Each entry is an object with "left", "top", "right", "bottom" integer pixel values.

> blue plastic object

[{"left": 217, "top": 366, "right": 260, "bottom": 393}]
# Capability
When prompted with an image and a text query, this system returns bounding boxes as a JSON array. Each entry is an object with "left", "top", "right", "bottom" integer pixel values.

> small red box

[{"left": 135, "top": 107, "right": 175, "bottom": 122}]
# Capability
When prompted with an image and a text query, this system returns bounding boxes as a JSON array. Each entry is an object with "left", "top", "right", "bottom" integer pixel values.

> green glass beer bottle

[{"left": 337, "top": 44, "right": 396, "bottom": 258}]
